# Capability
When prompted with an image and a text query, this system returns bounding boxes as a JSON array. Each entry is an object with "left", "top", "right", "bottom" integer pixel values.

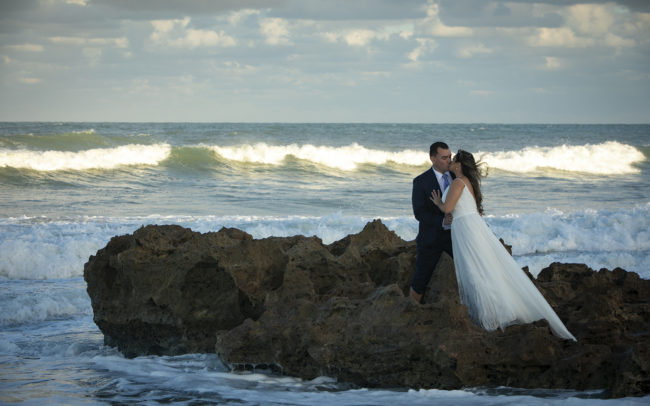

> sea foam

[
  {"left": 0, "top": 279, "right": 90, "bottom": 326},
  {"left": 0, "top": 205, "right": 647, "bottom": 281},
  {"left": 210, "top": 141, "right": 645, "bottom": 175},
  {"left": 0, "top": 143, "right": 171, "bottom": 171},
  {"left": 210, "top": 142, "right": 423, "bottom": 171},
  {"left": 477, "top": 141, "right": 645, "bottom": 174}
]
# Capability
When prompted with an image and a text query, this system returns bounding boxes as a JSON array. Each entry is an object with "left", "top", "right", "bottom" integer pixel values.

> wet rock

[{"left": 84, "top": 221, "right": 649, "bottom": 397}]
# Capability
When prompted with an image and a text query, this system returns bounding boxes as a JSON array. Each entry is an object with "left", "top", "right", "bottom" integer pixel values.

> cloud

[
  {"left": 456, "top": 43, "right": 492, "bottom": 58},
  {"left": 228, "top": 8, "right": 260, "bottom": 26},
  {"left": 260, "top": 17, "right": 290, "bottom": 45},
  {"left": 64, "top": 0, "right": 88, "bottom": 6},
  {"left": 528, "top": 27, "right": 595, "bottom": 47},
  {"left": 567, "top": 3, "right": 616, "bottom": 36},
  {"left": 322, "top": 26, "right": 408, "bottom": 47},
  {"left": 419, "top": 1, "right": 473, "bottom": 37},
  {"left": 150, "top": 17, "right": 236, "bottom": 48},
  {"left": 217, "top": 60, "right": 258, "bottom": 76},
  {"left": 49, "top": 36, "right": 129, "bottom": 48},
  {"left": 544, "top": 56, "right": 562, "bottom": 69},
  {"left": 7, "top": 44, "right": 44, "bottom": 52},
  {"left": 343, "top": 29, "right": 381, "bottom": 46},
  {"left": 526, "top": 3, "right": 641, "bottom": 49},
  {"left": 408, "top": 38, "right": 438, "bottom": 62},
  {"left": 18, "top": 76, "right": 41, "bottom": 84},
  {"left": 344, "top": 29, "right": 388, "bottom": 46}
]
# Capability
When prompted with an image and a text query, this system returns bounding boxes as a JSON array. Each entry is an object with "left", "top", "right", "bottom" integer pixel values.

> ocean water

[{"left": 0, "top": 122, "right": 648, "bottom": 405}]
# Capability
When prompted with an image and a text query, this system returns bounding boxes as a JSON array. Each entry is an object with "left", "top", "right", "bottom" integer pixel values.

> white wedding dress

[{"left": 443, "top": 182, "right": 576, "bottom": 341}]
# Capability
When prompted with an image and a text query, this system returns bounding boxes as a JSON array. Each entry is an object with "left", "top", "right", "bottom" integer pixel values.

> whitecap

[
  {"left": 477, "top": 141, "right": 645, "bottom": 175},
  {"left": 0, "top": 143, "right": 171, "bottom": 171}
]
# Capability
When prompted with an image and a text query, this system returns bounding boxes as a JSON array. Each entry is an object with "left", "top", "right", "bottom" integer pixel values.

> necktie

[{"left": 442, "top": 173, "right": 450, "bottom": 191}]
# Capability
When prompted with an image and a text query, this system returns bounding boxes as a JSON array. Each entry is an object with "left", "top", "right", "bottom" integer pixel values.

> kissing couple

[{"left": 410, "top": 141, "right": 576, "bottom": 341}]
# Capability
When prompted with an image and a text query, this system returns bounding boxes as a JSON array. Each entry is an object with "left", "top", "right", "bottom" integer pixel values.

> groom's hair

[{"left": 430, "top": 142, "right": 449, "bottom": 157}]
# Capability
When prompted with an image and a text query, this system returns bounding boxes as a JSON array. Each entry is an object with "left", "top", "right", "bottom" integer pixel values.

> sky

[{"left": 0, "top": 0, "right": 649, "bottom": 123}]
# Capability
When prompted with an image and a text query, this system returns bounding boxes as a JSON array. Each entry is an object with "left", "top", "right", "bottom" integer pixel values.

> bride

[{"left": 430, "top": 150, "right": 576, "bottom": 341}]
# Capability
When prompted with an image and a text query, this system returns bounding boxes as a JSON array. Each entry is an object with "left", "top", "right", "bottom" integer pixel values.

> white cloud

[
  {"left": 18, "top": 76, "right": 41, "bottom": 84},
  {"left": 528, "top": 27, "right": 595, "bottom": 48},
  {"left": 260, "top": 18, "right": 290, "bottom": 45},
  {"left": 228, "top": 9, "right": 260, "bottom": 26},
  {"left": 624, "top": 12, "right": 650, "bottom": 42},
  {"left": 419, "top": 1, "right": 473, "bottom": 38},
  {"left": 49, "top": 36, "right": 86, "bottom": 46},
  {"left": 544, "top": 56, "right": 562, "bottom": 70},
  {"left": 408, "top": 38, "right": 437, "bottom": 62},
  {"left": 604, "top": 33, "right": 636, "bottom": 48},
  {"left": 228, "top": 8, "right": 260, "bottom": 26},
  {"left": 526, "top": 3, "right": 641, "bottom": 50},
  {"left": 344, "top": 29, "right": 382, "bottom": 46},
  {"left": 150, "top": 17, "right": 236, "bottom": 49},
  {"left": 218, "top": 61, "right": 258, "bottom": 76},
  {"left": 456, "top": 43, "right": 492, "bottom": 59},
  {"left": 322, "top": 26, "right": 404, "bottom": 47},
  {"left": 49, "top": 36, "right": 129, "bottom": 48},
  {"left": 64, "top": 0, "right": 87, "bottom": 6},
  {"left": 7, "top": 44, "right": 44, "bottom": 52},
  {"left": 567, "top": 4, "right": 616, "bottom": 36}
]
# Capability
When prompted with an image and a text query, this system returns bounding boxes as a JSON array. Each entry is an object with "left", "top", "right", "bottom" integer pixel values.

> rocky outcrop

[{"left": 84, "top": 222, "right": 650, "bottom": 398}]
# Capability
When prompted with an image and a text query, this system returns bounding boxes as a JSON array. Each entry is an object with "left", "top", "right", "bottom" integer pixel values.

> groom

[{"left": 410, "top": 141, "right": 454, "bottom": 303}]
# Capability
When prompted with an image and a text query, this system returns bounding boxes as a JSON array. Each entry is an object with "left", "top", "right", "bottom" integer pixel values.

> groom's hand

[{"left": 443, "top": 213, "right": 453, "bottom": 226}]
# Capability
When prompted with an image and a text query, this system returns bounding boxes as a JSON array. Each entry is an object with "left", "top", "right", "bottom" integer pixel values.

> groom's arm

[{"left": 412, "top": 178, "right": 443, "bottom": 228}]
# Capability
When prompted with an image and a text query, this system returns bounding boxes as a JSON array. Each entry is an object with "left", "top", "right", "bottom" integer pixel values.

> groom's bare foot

[{"left": 409, "top": 287, "right": 422, "bottom": 304}]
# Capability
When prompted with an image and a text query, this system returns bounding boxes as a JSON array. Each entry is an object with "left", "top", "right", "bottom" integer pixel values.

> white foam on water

[
  {"left": 487, "top": 204, "right": 650, "bottom": 254},
  {"left": 0, "top": 143, "right": 171, "bottom": 171},
  {"left": 209, "top": 141, "right": 645, "bottom": 175},
  {"left": 70, "top": 128, "right": 96, "bottom": 134},
  {"left": 210, "top": 142, "right": 425, "bottom": 170},
  {"left": 0, "top": 279, "right": 90, "bottom": 327},
  {"left": 486, "top": 204, "right": 650, "bottom": 277},
  {"left": 86, "top": 352, "right": 643, "bottom": 405},
  {"left": 0, "top": 204, "right": 647, "bottom": 284},
  {"left": 477, "top": 141, "right": 645, "bottom": 174}
]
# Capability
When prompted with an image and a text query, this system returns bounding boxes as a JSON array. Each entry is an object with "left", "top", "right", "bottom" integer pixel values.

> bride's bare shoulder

[
  {"left": 453, "top": 177, "right": 468, "bottom": 188},
  {"left": 457, "top": 177, "right": 476, "bottom": 196}
]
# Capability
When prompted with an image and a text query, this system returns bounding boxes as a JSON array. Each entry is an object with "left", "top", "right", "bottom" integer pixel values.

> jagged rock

[{"left": 84, "top": 221, "right": 650, "bottom": 398}]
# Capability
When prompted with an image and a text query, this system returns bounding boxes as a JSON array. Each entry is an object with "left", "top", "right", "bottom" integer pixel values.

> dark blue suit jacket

[{"left": 412, "top": 168, "right": 451, "bottom": 246}]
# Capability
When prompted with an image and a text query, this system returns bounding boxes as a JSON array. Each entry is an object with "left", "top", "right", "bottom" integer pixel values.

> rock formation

[{"left": 84, "top": 221, "right": 650, "bottom": 398}]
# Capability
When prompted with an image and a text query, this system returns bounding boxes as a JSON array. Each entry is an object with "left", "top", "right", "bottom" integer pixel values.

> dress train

[{"left": 443, "top": 183, "right": 576, "bottom": 341}]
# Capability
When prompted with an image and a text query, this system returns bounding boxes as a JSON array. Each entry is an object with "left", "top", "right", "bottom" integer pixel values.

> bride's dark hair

[{"left": 454, "top": 149, "right": 488, "bottom": 215}]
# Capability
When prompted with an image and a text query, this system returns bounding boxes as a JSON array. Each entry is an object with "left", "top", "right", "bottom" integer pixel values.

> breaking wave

[
  {"left": 476, "top": 141, "right": 644, "bottom": 175},
  {"left": 212, "top": 141, "right": 644, "bottom": 174},
  {"left": 0, "top": 144, "right": 171, "bottom": 171},
  {"left": 0, "top": 141, "right": 644, "bottom": 175}
]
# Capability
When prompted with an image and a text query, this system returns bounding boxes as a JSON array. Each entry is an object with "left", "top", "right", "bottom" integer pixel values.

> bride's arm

[{"left": 430, "top": 179, "right": 464, "bottom": 214}]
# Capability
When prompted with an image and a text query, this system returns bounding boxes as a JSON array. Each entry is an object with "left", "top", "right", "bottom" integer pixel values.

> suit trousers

[{"left": 411, "top": 230, "right": 453, "bottom": 295}]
